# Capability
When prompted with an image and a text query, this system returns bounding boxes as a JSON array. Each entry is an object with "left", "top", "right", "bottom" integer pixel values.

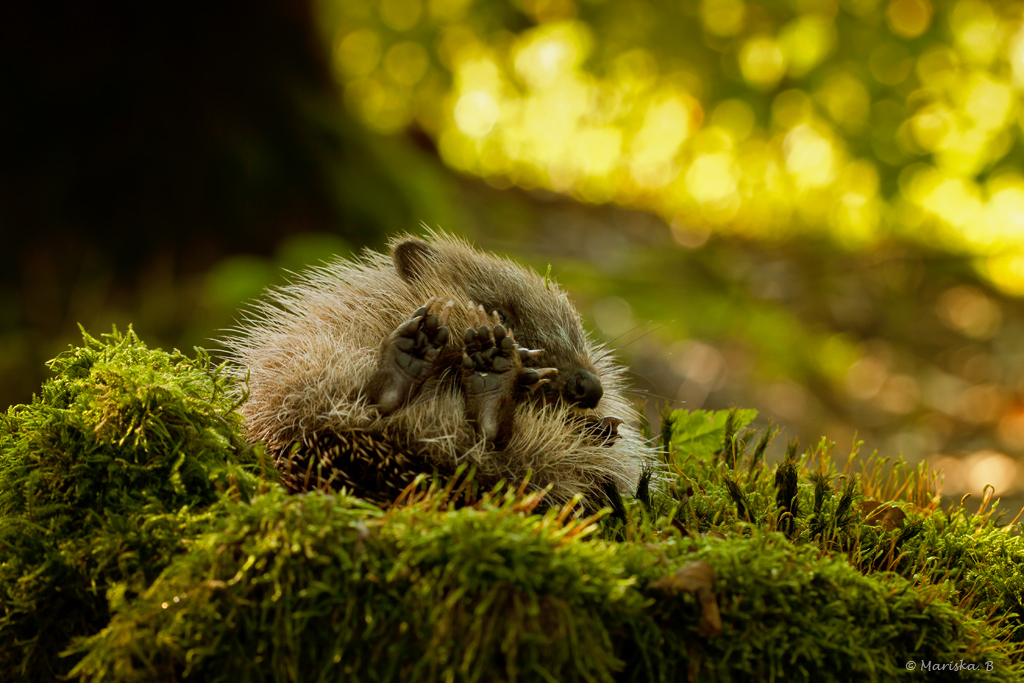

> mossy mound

[
  {"left": 0, "top": 328, "right": 270, "bottom": 681},
  {"left": 68, "top": 489, "right": 632, "bottom": 682},
  {"left": 69, "top": 488, "right": 1014, "bottom": 682},
  {"left": 901, "top": 505, "right": 1024, "bottom": 640},
  {"left": 655, "top": 409, "right": 1024, "bottom": 649},
  {"left": 3, "top": 330, "right": 1024, "bottom": 682}
]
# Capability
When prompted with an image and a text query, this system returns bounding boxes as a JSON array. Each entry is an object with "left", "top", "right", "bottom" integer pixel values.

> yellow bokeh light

[
  {"left": 952, "top": 0, "right": 1001, "bottom": 65},
  {"left": 833, "top": 192, "right": 881, "bottom": 244},
  {"left": 964, "top": 74, "right": 1012, "bottom": 130},
  {"left": 772, "top": 90, "right": 814, "bottom": 129},
  {"left": 380, "top": 0, "right": 423, "bottom": 31},
  {"left": 576, "top": 128, "right": 622, "bottom": 174},
  {"left": 870, "top": 42, "right": 913, "bottom": 85},
  {"left": 701, "top": 0, "right": 746, "bottom": 37},
  {"left": 436, "top": 24, "right": 480, "bottom": 69},
  {"left": 784, "top": 124, "right": 836, "bottom": 188},
  {"left": 686, "top": 152, "right": 739, "bottom": 206},
  {"left": 842, "top": 160, "right": 880, "bottom": 199},
  {"left": 711, "top": 99, "right": 755, "bottom": 142},
  {"left": 437, "top": 126, "right": 474, "bottom": 170},
  {"left": 911, "top": 102, "right": 957, "bottom": 150},
  {"left": 513, "top": 22, "right": 590, "bottom": 90},
  {"left": 778, "top": 14, "right": 836, "bottom": 77},
  {"left": 691, "top": 128, "right": 733, "bottom": 157},
  {"left": 918, "top": 173, "right": 983, "bottom": 234},
  {"left": 1011, "top": 25, "right": 1024, "bottom": 87},
  {"left": 335, "top": 29, "right": 382, "bottom": 78},
  {"left": 983, "top": 250, "right": 1024, "bottom": 295},
  {"left": 834, "top": 159, "right": 881, "bottom": 241},
  {"left": 573, "top": 127, "right": 622, "bottom": 182},
  {"left": 609, "top": 48, "right": 659, "bottom": 89},
  {"left": 428, "top": 0, "right": 472, "bottom": 23},
  {"left": 455, "top": 56, "right": 502, "bottom": 91},
  {"left": 321, "top": 0, "right": 1024, "bottom": 285},
  {"left": 886, "top": 0, "right": 933, "bottom": 39},
  {"left": 816, "top": 73, "right": 870, "bottom": 129},
  {"left": 916, "top": 46, "right": 960, "bottom": 89},
  {"left": 629, "top": 94, "right": 693, "bottom": 188},
  {"left": 739, "top": 37, "right": 787, "bottom": 89},
  {"left": 934, "top": 126, "right": 989, "bottom": 175},
  {"left": 987, "top": 185, "right": 1024, "bottom": 237},
  {"left": 522, "top": 79, "right": 589, "bottom": 156},
  {"left": 637, "top": 96, "right": 692, "bottom": 154},
  {"left": 453, "top": 90, "right": 500, "bottom": 137},
  {"left": 966, "top": 450, "right": 1018, "bottom": 495},
  {"left": 385, "top": 41, "right": 430, "bottom": 85}
]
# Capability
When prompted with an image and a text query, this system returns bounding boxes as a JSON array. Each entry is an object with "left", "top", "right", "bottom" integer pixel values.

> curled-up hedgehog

[{"left": 223, "top": 231, "right": 651, "bottom": 508}]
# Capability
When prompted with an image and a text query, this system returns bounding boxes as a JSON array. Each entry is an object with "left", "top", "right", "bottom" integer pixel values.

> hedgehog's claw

[
  {"left": 582, "top": 415, "right": 623, "bottom": 446},
  {"left": 439, "top": 300, "right": 454, "bottom": 326},
  {"left": 599, "top": 416, "right": 624, "bottom": 431},
  {"left": 411, "top": 297, "right": 437, "bottom": 320},
  {"left": 517, "top": 347, "right": 544, "bottom": 362},
  {"left": 526, "top": 378, "right": 552, "bottom": 392},
  {"left": 517, "top": 367, "right": 558, "bottom": 390}
]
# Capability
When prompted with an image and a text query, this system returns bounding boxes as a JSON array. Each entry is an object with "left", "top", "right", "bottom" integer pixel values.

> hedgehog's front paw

[
  {"left": 367, "top": 297, "right": 453, "bottom": 415},
  {"left": 462, "top": 302, "right": 556, "bottom": 448}
]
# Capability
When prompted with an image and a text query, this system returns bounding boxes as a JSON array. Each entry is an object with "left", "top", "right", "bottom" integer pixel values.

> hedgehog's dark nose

[{"left": 563, "top": 369, "right": 603, "bottom": 408}]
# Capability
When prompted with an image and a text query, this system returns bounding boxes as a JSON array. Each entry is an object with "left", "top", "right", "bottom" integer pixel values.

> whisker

[
  {"left": 604, "top": 319, "right": 655, "bottom": 347},
  {"left": 625, "top": 387, "right": 687, "bottom": 406},
  {"left": 614, "top": 321, "right": 671, "bottom": 352}
]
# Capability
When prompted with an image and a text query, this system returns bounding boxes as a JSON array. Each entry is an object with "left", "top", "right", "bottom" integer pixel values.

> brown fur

[{"left": 222, "top": 230, "right": 652, "bottom": 505}]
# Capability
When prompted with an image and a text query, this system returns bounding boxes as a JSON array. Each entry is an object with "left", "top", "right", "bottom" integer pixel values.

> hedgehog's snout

[{"left": 562, "top": 369, "right": 603, "bottom": 409}]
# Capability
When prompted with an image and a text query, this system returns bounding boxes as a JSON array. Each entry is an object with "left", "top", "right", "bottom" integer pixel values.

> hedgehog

[{"left": 223, "top": 230, "right": 651, "bottom": 508}]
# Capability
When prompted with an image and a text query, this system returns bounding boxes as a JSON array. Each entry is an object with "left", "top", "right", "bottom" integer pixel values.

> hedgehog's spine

[{"left": 274, "top": 430, "right": 445, "bottom": 504}]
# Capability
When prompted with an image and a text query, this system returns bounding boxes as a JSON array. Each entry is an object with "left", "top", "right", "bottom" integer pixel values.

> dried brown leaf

[
  {"left": 858, "top": 501, "right": 907, "bottom": 532},
  {"left": 650, "top": 561, "right": 721, "bottom": 636}
]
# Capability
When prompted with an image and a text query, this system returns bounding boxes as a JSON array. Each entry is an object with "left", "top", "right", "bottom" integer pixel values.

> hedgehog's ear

[{"left": 392, "top": 237, "right": 435, "bottom": 282}]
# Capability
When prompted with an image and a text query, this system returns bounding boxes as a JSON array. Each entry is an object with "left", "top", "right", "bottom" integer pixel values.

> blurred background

[{"left": 5, "top": 0, "right": 1024, "bottom": 510}]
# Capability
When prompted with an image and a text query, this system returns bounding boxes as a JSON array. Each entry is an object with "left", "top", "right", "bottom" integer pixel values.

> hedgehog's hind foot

[
  {"left": 462, "top": 302, "right": 556, "bottom": 449},
  {"left": 367, "top": 297, "right": 453, "bottom": 415}
]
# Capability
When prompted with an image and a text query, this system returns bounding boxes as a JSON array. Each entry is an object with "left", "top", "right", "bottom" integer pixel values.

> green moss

[
  {"left": 5, "top": 332, "right": 1024, "bottom": 681},
  {"left": 70, "top": 491, "right": 1018, "bottom": 682},
  {"left": 645, "top": 408, "right": 1024, "bottom": 656},
  {"left": 899, "top": 505, "right": 1024, "bottom": 640},
  {"left": 0, "top": 327, "right": 271, "bottom": 681},
  {"left": 68, "top": 489, "right": 634, "bottom": 682},
  {"left": 628, "top": 532, "right": 1016, "bottom": 682}
]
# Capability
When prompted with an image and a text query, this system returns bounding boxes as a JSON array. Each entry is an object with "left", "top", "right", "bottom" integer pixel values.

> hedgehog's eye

[
  {"left": 481, "top": 305, "right": 510, "bottom": 327},
  {"left": 479, "top": 303, "right": 515, "bottom": 330},
  {"left": 495, "top": 308, "right": 516, "bottom": 329}
]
